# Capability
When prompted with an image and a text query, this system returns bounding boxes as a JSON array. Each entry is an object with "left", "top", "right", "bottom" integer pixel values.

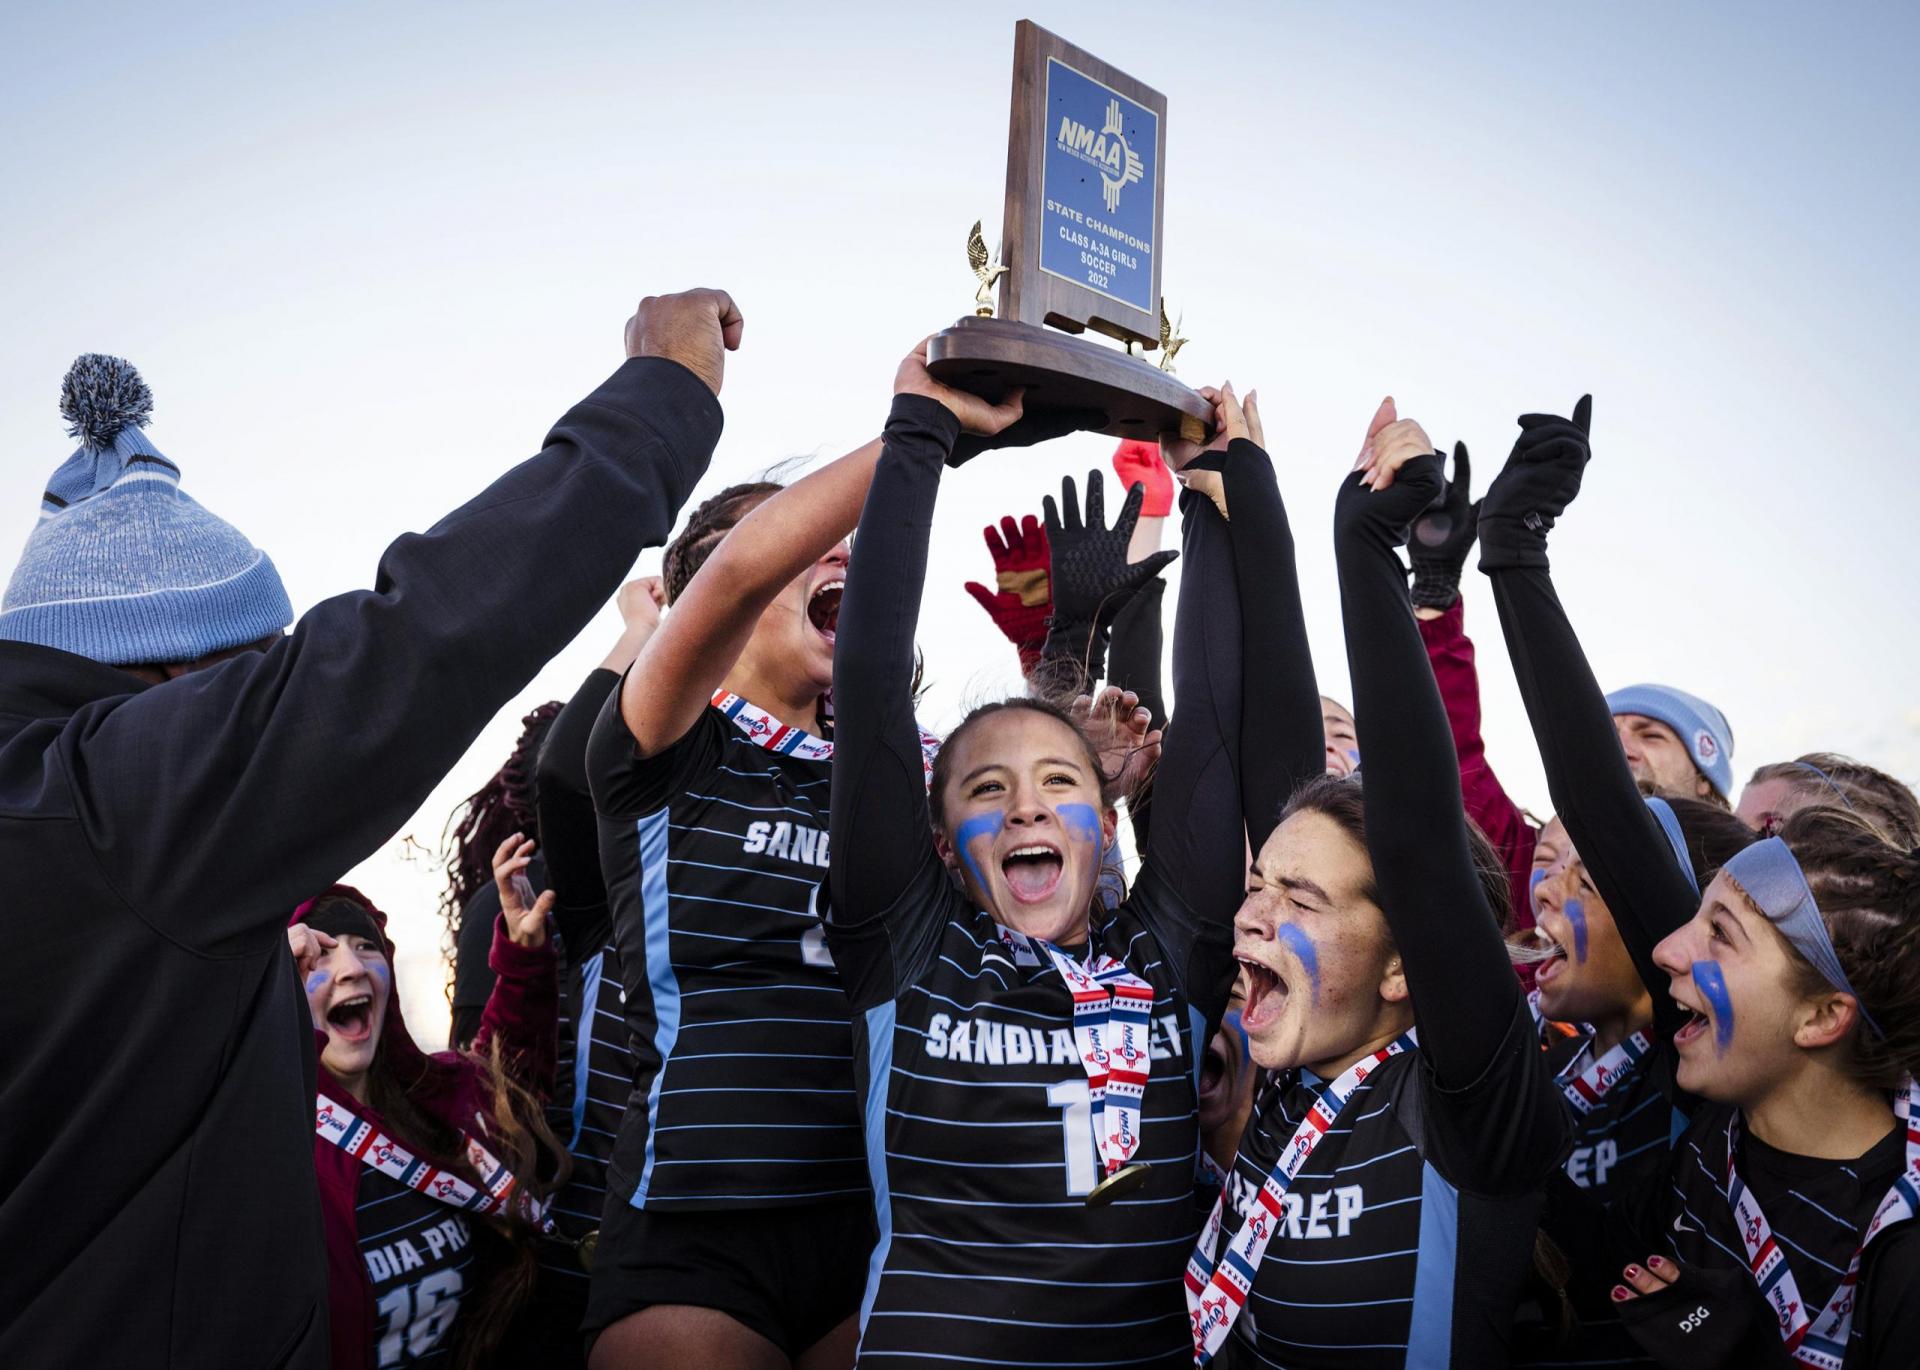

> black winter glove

[
  {"left": 948, "top": 406, "right": 1107, "bottom": 468},
  {"left": 1614, "top": 1261, "right": 1792, "bottom": 1369},
  {"left": 1477, "top": 395, "right": 1594, "bottom": 572},
  {"left": 1408, "top": 441, "right": 1479, "bottom": 609},
  {"left": 1040, "top": 471, "right": 1178, "bottom": 683}
]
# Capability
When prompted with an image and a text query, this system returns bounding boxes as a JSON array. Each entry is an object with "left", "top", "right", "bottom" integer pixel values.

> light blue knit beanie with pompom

[{"left": 0, "top": 354, "right": 293, "bottom": 665}]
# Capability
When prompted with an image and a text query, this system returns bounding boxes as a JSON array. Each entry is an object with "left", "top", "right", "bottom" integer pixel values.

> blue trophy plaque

[{"left": 1037, "top": 58, "right": 1158, "bottom": 316}]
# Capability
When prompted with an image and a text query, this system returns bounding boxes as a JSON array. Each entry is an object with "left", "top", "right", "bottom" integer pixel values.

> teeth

[
  {"left": 810, "top": 580, "right": 845, "bottom": 600},
  {"left": 1008, "top": 845, "right": 1057, "bottom": 859}
]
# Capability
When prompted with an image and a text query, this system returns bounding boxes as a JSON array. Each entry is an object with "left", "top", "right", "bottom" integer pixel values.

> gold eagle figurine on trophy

[
  {"left": 1158, "top": 302, "right": 1187, "bottom": 374},
  {"left": 968, "top": 221, "right": 1008, "bottom": 316}
]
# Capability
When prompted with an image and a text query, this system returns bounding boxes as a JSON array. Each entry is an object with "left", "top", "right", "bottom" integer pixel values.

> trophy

[{"left": 929, "top": 20, "right": 1212, "bottom": 443}]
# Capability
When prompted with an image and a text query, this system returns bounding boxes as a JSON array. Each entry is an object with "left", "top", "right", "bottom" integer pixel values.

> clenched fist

[{"left": 624, "top": 289, "right": 745, "bottom": 396}]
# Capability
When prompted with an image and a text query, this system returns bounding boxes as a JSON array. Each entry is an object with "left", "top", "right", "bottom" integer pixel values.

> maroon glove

[{"left": 964, "top": 513, "right": 1052, "bottom": 673}]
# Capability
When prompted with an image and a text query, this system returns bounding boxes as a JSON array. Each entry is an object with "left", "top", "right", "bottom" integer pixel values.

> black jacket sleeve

[
  {"left": 1332, "top": 458, "right": 1531, "bottom": 1086},
  {"left": 538, "top": 667, "right": 621, "bottom": 957},
  {"left": 1221, "top": 439, "right": 1325, "bottom": 855},
  {"left": 824, "top": 396, "right": 965, "bottom": 1009},
  {"left": 60, "top": 357, "right": 718, "bottom": 954},
  {"left": 1485, "top": 567, "right": 1699, "bottom": 1041}
]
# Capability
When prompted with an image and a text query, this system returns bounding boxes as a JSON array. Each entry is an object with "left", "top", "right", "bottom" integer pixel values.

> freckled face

[
  {"left": 936, "top": 710, "right": 1116, "bottom": 938},
  {"left": 1653, "top": 872, "right": 1810, "bottom": 1104},
  {"left": 302, "top": 931, "right": 391, "bottom": 1088},
  {"left": 1232, "top": 812, "right": 1404, "bottom": 1072}
]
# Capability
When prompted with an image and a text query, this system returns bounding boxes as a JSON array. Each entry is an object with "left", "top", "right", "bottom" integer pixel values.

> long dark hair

[
  {"left": 1773, "top": 807, "right": 1920, "bottom": 1091},
  {"left": 306, "top": 892, "right": 572, "bottom": 1369},
  {"left": 437, "top": 702, "right": 561, "bottom": 1002}
]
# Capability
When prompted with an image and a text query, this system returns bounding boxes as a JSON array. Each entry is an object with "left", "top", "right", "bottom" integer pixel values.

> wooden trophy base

[{"left": 927, "top": 316, "right": 1212, "bottom": 442}]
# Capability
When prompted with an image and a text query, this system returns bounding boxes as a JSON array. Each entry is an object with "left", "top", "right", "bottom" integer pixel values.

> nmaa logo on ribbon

[{"left": 1056, "top": 97, "right": 1144, "bottom": 212}]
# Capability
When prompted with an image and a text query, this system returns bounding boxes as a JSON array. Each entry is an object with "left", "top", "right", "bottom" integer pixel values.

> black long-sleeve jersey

[
  {"left": 529, "top": 668, "right": 634, "bottom": 1312},
  {"left": 1211, "top": 460, "right": 1567, "bottom": 1369},
  {"left": 1485, "top": 555, "right": 1920, "bottom": 1368},
  {"left": 825, "top": 401, "right": 1314, "bottom": 1368},
  {"left": 587, "top": 689, "right": 867, "bottom": 1210}
]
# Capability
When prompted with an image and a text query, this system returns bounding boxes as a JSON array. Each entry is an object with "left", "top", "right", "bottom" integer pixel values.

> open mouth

[
  {"left": 1237, "top": 955, "right": 1288, "bottom": 1033},
  {"left": 1672, "top": 995, "right": 1711, "bottom": 1049},
  {"left": 1001, "top": 843, "right": 1064, "bottom": 903},
  {"left": 1510, "top": 925, "right": 1568, "bottom": 978},
  {"left": 327, "top": 994, "right": 375, "bottom": 1044},
  {"left": 1200, "top": 1032, "right": 1232, "bottom": 1103},
  {"left": 807, "top": 580, "right": 844, "bottom": 644}
]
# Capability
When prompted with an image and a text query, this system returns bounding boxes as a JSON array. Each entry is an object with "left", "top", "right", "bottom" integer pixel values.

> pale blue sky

[{"left": 5, "top": 2, "right": 1915, "bottom": 1041}]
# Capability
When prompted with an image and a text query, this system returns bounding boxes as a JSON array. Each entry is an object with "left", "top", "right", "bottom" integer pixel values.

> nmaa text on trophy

[{"left": 931, "top": 20, "right": 1210, "bottom": 443}]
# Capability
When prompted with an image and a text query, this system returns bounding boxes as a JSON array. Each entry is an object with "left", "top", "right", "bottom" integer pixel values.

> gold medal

[
  {"left": 575, "top": 1229, "right": 599, "bottom": 1271},
  {"left": 1084, "top": 1161, "right": 1152, "bottom": 1207}
]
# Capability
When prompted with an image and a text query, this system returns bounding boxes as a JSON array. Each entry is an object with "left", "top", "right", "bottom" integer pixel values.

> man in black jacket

[{"left": 0, "top": 288, "right": 739, "bottom": 1368}]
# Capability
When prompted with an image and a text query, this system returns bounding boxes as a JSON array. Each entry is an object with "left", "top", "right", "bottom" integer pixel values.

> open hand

[
  {"left": 1044, "top": 472, "right": 1179, "bottom": 633},
  {"left": 623, "top": 288, "right": 744, "bottom": 396},
  {"left": 963, "top": 513, "right": 1052, "bottom": 664},
  {"left": 492, "top": 833, "right": 555, "bottom": 949},
  {"left": 1071, "top": 686, "right": 1162, "bottom": 799}
]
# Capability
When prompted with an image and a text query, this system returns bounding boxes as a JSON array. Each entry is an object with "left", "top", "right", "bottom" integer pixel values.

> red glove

[
  {"left": 964, "top": 514, "right": 1052, "bottom": 672},
  {"left": 1112, "top": 439, "right": 1174, "bottom": 518}
]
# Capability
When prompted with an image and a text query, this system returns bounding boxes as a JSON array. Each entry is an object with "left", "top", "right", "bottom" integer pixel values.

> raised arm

[
  {"left": 467, "top": 835, "right": 562, "bottom": 1092},
  {"left": 1216, "top": 396, "right": 1324, "bottom": 854},
  {"left": 535, "top": 578, "right": 662, "bottom": 956},
  {"left": 1477, "top": 397, "right": 1698, "bottom": 1036},
  {"left": 1334, "top": 400, "right": 1522, "bottom": 1087},
  {"left": 1128, "top": 391, "right": 1256, "bottom": 1006},
  {"left": 65, "top": 292, "right": 732, "bottom": 952},
  {"left": 1408, "top": 441, "right": 1541, "bottom": 922}
]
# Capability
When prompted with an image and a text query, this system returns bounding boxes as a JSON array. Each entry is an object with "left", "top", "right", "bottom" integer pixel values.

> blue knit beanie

[
  {"left": 1606, "top": 682, "right": 1735, "bottom": 800},
  {"left": 0, "top": 355, "right": 293, "bottom": 666}
]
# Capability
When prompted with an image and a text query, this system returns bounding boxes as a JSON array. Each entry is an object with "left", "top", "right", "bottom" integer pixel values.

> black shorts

[{"left": 582, "top": 1196, "right": 874, "bottom": 1356}]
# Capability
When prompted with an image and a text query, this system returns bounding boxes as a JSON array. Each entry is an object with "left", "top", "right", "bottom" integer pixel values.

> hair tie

[{"left": 1790, "top": 760, "right": 1858, "bottom": 814}]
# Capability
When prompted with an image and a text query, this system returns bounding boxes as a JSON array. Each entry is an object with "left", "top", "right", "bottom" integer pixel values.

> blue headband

[
  {"left": 1721, "top": 837, "right": 1883, "bottom": 1037},
  {"left": 1645, "top": 797, "right": 1699, "bottom": 897}
]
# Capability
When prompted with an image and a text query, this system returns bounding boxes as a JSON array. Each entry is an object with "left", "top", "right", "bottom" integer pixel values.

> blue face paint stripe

[
  {"left": 1565, "top": 898, "right": 1589, "bottom": 964},
  {"left": 953, "top": 811, "right": 1004, "bottom": 893},
  {"left": 304, "top": 970, "right": 330, "bottom": 996},
  {"left": 1528, "top": 868, "right": 1546, "bottom": 915},
  {"left": 1275, "top": 924, "right": 1322, "bottom": 1002},
  {"left": 1692, "top": 961, "right": 1735, "bottom": 1051},
  {"left": 1057, "top": 802, "right": 1102, "bottom": 847}
]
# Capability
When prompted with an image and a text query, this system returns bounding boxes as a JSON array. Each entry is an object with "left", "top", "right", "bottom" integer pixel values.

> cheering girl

[
  {"left": 1188, "top": 400, "right": 1569, "bottom": 1368},
  {"left": 290, "top": 855, "right": 564, "bottom": 1370},
  {"left": 1475, "top": 397, "right": 1920, "bottom": 1367},
  {"left": 825, "top": 363, "right": 1319, "bottom": 1367}
]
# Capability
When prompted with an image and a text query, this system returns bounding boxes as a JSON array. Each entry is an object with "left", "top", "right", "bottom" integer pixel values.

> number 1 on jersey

[{"left": 1047, "top": 1078, "right": 1098, "bottom": 1196}]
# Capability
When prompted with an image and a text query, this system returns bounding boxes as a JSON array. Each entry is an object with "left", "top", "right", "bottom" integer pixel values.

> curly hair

[{"left": 437, "top": 702, "right": 561, "bottom": 1002}]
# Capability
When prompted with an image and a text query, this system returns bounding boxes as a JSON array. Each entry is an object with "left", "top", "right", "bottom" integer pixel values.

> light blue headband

[
  {"left": 1645, "top": 797, "right": 1699, "bottom": 897},
  {"left": 1721, "top": 837, "right": 1883, "bottom": 1037}
]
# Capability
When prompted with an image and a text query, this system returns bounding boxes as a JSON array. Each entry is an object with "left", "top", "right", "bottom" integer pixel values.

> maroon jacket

[
  {"left": 293, "top": 885, "right": 557, "bottom": 1370},
  {"left": 1419, "top": 600, "right": 1539, "bottom": 940}
]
